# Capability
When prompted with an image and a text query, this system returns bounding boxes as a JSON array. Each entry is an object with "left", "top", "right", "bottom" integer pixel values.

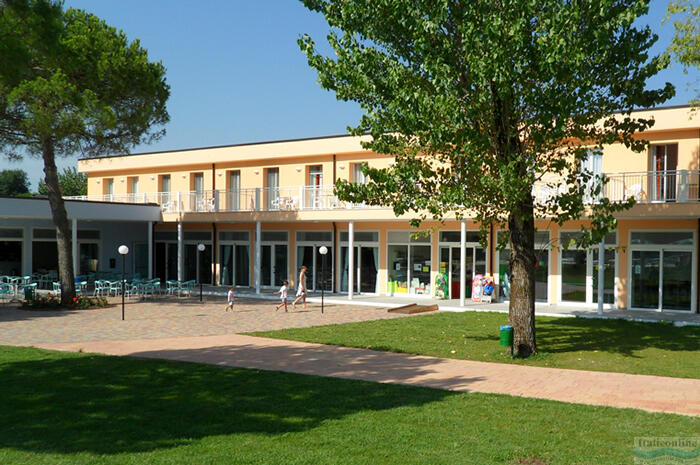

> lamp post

[
  {"left": 318, "top": 245, "right": 328, "bottom": 314},
  {"left": 118, "top": 245, "right": 129, "bottom": 320},
  {"left": 197, "top": 243, "right": 205, "bottom": 302}
]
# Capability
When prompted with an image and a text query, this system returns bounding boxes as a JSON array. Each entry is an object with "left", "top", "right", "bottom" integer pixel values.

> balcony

[
  {"left": 67, "top": 170, "right": 700, "bottom": 214},
  {"left": 532, "top": 170, "right": 700, "bottom": 205},
  {"left": 65, "top": 185, "right": 381, "bottom": 213}
]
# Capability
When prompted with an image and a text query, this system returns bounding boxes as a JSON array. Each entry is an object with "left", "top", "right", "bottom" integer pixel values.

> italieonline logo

[{"left": 634, "top": 437, "right": 700, "bottom": 464}]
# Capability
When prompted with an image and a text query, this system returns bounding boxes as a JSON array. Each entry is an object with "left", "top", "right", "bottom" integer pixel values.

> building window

[
  {"left": 352, "top": 163, "right": 368, "bottom": 184},
  {"left": 103, "top": 178, "right": 114, "bottom": 198},
  {"left": 387, "top": 231, "right": 431, "bottom": 295}
]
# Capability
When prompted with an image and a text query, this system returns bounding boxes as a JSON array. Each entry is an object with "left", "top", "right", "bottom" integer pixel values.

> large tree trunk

[
  {"left": 42, "top": 141, "right": 76, "bottom": 306},
  {"left": 507, "top": 198, "right": 537, "bottom": 357}
]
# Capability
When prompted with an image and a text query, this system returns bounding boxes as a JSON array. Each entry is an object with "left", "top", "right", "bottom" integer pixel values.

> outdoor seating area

[
  {"left": 0, "top": 271, "right": 208, "bottom": 304},
  {"left": 0, "top": 275, "right": 37, "bottom": 303}
]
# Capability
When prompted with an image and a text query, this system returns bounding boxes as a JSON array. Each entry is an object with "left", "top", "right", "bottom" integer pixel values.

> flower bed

[{"left": 22, "top": 295, "right": 110, "bottom": 310}]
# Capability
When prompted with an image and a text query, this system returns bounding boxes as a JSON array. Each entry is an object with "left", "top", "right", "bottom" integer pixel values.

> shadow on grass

[
  {"left": 536, "top": 317, "right": 700, "bottom": 356},
  {"left": 0, "top": 346, "right": 461, "bottom": 455}
]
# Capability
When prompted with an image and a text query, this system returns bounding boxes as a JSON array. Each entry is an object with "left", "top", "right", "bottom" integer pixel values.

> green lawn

[
  {"left": 0, "top": 345, "right": 697, "bottom": 465},
  {"left": 251, "top": 312, "right": 700, "bottom": 379}
]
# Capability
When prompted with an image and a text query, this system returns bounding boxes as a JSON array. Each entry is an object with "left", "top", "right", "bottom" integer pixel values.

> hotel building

[{"left": 3, "top": 105, "right": 697, "bottom": 313}]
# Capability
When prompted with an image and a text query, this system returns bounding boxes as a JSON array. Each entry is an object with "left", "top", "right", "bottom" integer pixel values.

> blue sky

[{"left": 2, "top": 0, "right": 698, "bottom": 189}]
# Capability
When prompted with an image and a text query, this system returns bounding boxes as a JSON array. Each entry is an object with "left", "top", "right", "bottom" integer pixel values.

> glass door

[
  {"left": 341, "top": 246, "right": 378, "bottom": 293},
  {"left": 662, "top": 251, "right": 692, "bottom": 311},
  {"left": 561, "top": 249, "right": 587, "bottom": 302},
  {"left": 220, "top": 243, "right": 250, "bottom": 286},
  {"left": 261, "top": 245, "right": 272, "bottom": 286},
  {"left": 261, "top": 244, "right": 287, "bottom": 287},
  {"left": 155, "top": 242, "right": 178, "bottom": 282},
  {"left": 651, "top": 145, "right": 678, "bottom": 202},
  {"left": 228, "top": 171, "right": 240, "bottom": 211},
  {"left": 307, "top": 165, "right": 323, "bottom": 209},
  {"left": 266, "top": 168, "right": 279, "bottom": 210},
  {"left": 274, "top": 244, "right": 287, "bottom": 287},
  {"left": 184, "top": 243, "right": 211, "bottom": 284},
  {"left": 359, "top": 246, "right": 378, "bottom": 293},
  {"left": 220, "top": 244, "right": 234, "bottom": 286},
  {"left": 631, "top": 250, "right": 660, "bottom": 309}
]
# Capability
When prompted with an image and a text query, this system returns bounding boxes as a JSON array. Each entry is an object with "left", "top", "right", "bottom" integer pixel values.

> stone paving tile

[{"left": 0, "top": 296, "right": 409, "bottom": 345}]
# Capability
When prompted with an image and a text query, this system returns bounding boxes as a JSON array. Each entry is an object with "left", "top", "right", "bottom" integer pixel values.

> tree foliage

[
  {"left": 0, "top": 169, "right": 30, "bottom": 196},
  {"left": 38, "top": 166, "right": 87, "bottom": 196},
  {"left": 0, "top": 0, "right": 169, "bottom": 304},
  {"left": 299, "top": 0, "right": 673, "bottom": 355},
  {"left": 665, "top": 0, "right": 700, "bottom": 107}
]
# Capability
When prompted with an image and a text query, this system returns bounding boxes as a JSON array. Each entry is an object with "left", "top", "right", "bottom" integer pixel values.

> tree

[
  {"left": 299, "top": 0, "right": 673, "bottom": 356},
  {"left": 38, "top": 166, "right": 87, "bottom": 196},
  {"left": 0, "top": 169, "right": 30, "bottom": 196},
  {"left": 665, "top": 0, "right": 699, "bottom": 107},
  {"left": 0, "top": 0, "right": 169, "bottom": 305}
]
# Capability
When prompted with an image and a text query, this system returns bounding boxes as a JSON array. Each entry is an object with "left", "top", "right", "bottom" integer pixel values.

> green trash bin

[
  {"left": 499, "top": 325, "right": 513, "bottom": 346},
  {"left": 24, "top": 286, "right": 35, "bottom": 301}
]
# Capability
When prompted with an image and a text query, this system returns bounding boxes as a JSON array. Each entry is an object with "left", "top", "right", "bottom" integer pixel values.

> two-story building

[{"left": 69, "top": 105, "right": 699, "bottom": 313}]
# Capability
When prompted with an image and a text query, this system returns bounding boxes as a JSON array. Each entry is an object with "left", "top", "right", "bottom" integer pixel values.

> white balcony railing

[
  {"left": 66, "top": 171, "right": 700, "bottom": 213},
  {"left": 66, "top": 185, "right": 381, "bottom": 213}
]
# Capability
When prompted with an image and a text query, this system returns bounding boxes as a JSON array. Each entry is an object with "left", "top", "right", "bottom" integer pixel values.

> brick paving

[{"left": 0, "top": 296, "right": 407, "bottom": 345}]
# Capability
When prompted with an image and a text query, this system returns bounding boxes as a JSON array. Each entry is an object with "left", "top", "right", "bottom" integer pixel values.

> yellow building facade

[{"left": 76, "top": 106, "right": 700, "bottom": 313}]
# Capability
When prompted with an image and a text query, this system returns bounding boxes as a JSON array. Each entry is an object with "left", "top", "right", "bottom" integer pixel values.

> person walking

[
  {"left": 292, "top": 265, "right": 308, "bottom": 310},
  {"left": 274, "top": 280, "right": 289, "bottom": 312},
  {"left": 224, "top": 286, "right": 236, "bottom": 311}
]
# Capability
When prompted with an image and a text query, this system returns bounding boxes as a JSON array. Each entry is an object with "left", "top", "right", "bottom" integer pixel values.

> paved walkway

[
  {"left": 35, "top": 333, "right": 700, "bottom": 417},
  {"left": 0, "top": 296, "right": 408, "bottom": 345}
]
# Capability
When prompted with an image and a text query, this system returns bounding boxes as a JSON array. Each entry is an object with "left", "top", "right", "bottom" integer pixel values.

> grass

[
  {"left": 0, "top": 345, "right": 697, "bottom": 465},
  {"left": 251, "top": 312, "right": 700, "bottom": 379}
]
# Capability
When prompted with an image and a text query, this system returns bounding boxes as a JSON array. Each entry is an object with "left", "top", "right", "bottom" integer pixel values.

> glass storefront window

[
  {"left": 410, "top": 245, "right": 431, "bottom": 294},
  {"left": 388, "top": 245, "right": 408, "bottom": 294}
]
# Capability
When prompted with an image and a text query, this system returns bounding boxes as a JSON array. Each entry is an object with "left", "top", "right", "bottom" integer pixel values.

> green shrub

[{"left": 22, "top": 295, "right": 109, "bottom": 310}]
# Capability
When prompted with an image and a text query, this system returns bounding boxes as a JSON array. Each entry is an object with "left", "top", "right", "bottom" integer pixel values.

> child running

[
  {"left": 224, "top": 286, "right": 236, "bottom": 311},
  {"left": 274, "top": 280, "right": 289, "bottom": 312}
]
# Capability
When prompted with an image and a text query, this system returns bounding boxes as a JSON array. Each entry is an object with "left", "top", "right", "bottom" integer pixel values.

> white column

[
  {"left": 460, "top": 220, "right": 466, "bottom": 307},
  {"left": 597, "top": 236, "right": 605, "bottom": 315},
  {"left": 255, "top": 221, "right": 261, "bottom": 294},
  {"left": 177, "top": 221, "right": 183, "bottom": 281},
  {"left": 23, "top": 226, "right": 32, "bottom": 275},
  {"left": 348, "top": 221, "right": 354, "bottom": 300},
  {"left": 147, "top": 221, "right": 153, "bottom": 279},
  {"left": 72, "top": 218, "right": 78, "bottom": 275}
]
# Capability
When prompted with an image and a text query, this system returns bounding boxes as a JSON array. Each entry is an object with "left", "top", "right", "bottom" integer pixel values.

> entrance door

[
  {"left": 184, "top": 243, "right": 212, "bottom": 284},
  {"left": 631, "top": 249, "right": 693, "bottom": 312},
  {"left": 439, "top": 246, "right": 476, "bottom": 299},
  {"left": 261, "top": 244, "right": 287, "bottom": 287},
  {"left": 341, "top": 246, "right": 378, "bottom": 293},
  {"left": 631, "top": 250, "right": 660, "bottom": 309},
  {"left": 155, "top": 243, "right": 178, "bottom": 282},
  {"left": 220, "top": 244, "right": 250, "bottom": 286}
]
